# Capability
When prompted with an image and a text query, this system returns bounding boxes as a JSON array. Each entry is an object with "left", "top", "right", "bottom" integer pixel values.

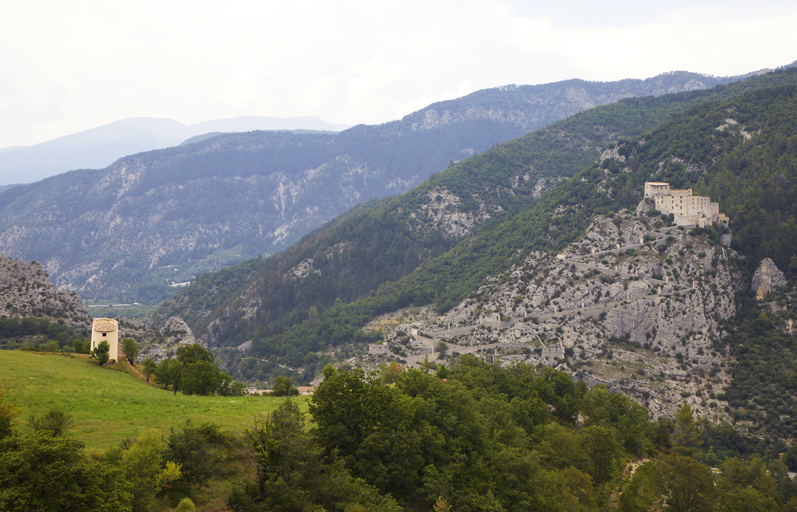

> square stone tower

[{"left": 90, "top": 318, "right": 119, "bottom": 362}]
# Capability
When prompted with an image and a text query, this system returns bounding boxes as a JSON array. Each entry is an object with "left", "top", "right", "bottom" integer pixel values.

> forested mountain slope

[
  {"left": 0, "top": 71, "right": 741, "bottom": 303},
  {"left": 152, "top": 68, "right": 797, "bottom": 386},
  {"left": 329, "top": 84, "right": 797, "bottom": 440}
]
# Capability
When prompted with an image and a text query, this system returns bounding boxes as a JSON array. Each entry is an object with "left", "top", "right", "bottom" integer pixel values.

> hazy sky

[{"left": 1, "top": 0, "right": 795, "bottom": 147}]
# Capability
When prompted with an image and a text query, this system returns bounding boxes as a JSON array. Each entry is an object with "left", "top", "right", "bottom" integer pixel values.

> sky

[{"left": 1, "top": 0, "right": 795, "bottom": 148}]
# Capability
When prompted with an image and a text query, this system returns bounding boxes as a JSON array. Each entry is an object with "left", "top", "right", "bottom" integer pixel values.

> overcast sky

[{"left": 1, "top": 0, "right": 795, "bottom": 148}]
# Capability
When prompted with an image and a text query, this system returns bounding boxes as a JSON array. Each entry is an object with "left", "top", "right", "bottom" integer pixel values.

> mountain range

[
  {"left": 147, "top": 67, "right": 797, "bottom": 441},
  {"left": 0, "top": 71, "right": 751, "bottom": 303},
  {"left": 0, "top": 116, "right": 351, "bottom": 186}
]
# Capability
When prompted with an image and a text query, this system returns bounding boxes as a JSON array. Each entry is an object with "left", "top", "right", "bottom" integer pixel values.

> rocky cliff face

[
  {"left": 751, "top": 258, "right": 787, "bottom": 299},
  {"left": 363, "top": 211, "right": 738, "bottom": 421},
  {"left": 0, "top": 254, "right": 91, "bottom": 330}
]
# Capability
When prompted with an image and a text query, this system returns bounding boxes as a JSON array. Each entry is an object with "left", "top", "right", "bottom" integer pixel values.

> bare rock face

[
  {"left": 752, "top": 258, "right": 787, "bottom": 299},
  {"left": 369, "top": 210, "right": 737, "bottom": 422},
  {"left": 635, "top": 197, "right": 655, "bottom": 214},
  {"left": 138, "top": 316, "right": 198, "bottom": 363},
  {"left": 0, "top": 254, "right": 91, "bottom": 330},
  {"left": 160, "top": 316, "right": 196, "bottom": 345}
]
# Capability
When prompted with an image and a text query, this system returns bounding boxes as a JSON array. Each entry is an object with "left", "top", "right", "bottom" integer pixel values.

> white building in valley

[{"left": 644, "top": 182, "right": 728, "bottom": 227}]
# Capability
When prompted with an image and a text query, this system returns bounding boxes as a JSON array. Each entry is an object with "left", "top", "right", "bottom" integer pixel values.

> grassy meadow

[{"left": 0, "top": 350, "right": 303, "bottom": 452}]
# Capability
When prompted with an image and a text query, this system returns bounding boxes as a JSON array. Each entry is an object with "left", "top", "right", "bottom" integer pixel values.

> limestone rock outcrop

[
  {"left": 160, "top": 316, "right": 196, "bottom": 345},
  {"left": 751, "top": 258, "right": 787, "bottom": 299},
  {"left": 370, "top": 211, "right": 737, "bottom": 421},
  {"left": 138, "top": 316, "right": 198, "bottom": 362},
  {"left": 0, "top": 254, "right": 91, "bottom": 330}
]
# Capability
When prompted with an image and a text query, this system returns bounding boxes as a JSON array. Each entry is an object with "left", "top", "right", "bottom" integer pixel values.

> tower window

[{"left": 102, "top": 333, "right": 106, "bottom": 337}]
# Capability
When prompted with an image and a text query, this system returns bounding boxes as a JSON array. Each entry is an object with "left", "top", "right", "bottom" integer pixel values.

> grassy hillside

[{"left": 0, "top": 350, "right": 300, "bottom": 451}]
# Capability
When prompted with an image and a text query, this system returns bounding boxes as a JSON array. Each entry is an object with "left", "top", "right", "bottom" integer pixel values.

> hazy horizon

[{"left": 2, "top": 0, "right": 795, "bottom": 147}]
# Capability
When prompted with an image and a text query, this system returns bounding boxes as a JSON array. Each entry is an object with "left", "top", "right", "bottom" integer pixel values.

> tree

[
  {"left": 381, "top": 360, "right": 405, "bottom": 384},
  {"left": 120, "top": 338, "right": 138, "bottom": 366},
  {"left": 155, "top": 359, "right": 185, "bottom": 394},
  {"left": 120, "top": 429, "right": 182, "bottom": 510},
  {"left": 656, "top": 453, "right": 716, "bottom": 512},
  {"left": 176, "top": 344, "right": 214, "bottom": 365},
  {"left": 272, "top": 375, "right": 298, "bottom": 397},
  {"left": 673, "top": 402, "right": 702, "bottom": 455},
  {"left": 142, "top": 358, "right": 157, "bottom": 382},
  {"left": 434, "top": 494, "right": 452, "bottom": 512},
  {"left": 180, "top": 361, "right": 223, "bottom": 396},
  {"left": 72, "top": 339, "right": 87, "bottom": 354},
  {"left": 165, "top": 422, "right": 223, "bottom": 487},
  {"left": 0, "top": 431, "right": 132, "bottom": 511},
  {"left": 90, "top": 341, "right": 110, "bottom": 366},
  {"left": 0, "top": 383, "right": 20, "bottom": 440},
  {"left": 242, "top": 399, "right": 401, "bottom": 511},
  {"left": 309, "top": 366, "right": 399, "bottom": 459},
  {"left": 28, "top": 406, "right": 74, "bottom": 436},
  {"left": 580, "top": 425, "right": 620, "bottom": 486}
]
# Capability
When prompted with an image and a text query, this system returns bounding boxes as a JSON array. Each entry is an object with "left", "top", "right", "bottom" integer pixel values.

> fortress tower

[
  {"left": 90, "top": 318, "right": 119, "bottom": 362},
  {"left": 643, "top": 182, "right": 727, "bottom": 227}
]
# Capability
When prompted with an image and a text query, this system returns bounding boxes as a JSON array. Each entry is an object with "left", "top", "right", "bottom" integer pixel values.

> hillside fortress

[
  {"left": 644, "top": 182, "right": 728, "bottom": 227},
  {"left": 90, "top": 317, "right": 119, "bottom": 362}
]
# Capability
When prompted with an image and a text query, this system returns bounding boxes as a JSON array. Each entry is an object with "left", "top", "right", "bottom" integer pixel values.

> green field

[{"left": 0, "top": 350, "right": 302, "bottom": 452}]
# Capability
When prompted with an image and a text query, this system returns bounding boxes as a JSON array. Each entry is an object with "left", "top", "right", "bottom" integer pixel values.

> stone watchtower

[{"left": 90, "top": 318, "right": 119, "bottom": 362}]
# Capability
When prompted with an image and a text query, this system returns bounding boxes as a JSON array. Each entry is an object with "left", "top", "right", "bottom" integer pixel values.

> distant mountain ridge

[
  {"left": 0, "top": 116, "right": 351, "bottom": 186},
  {"left": 0, "top": 69, "right": 768, "bottom": 303}
]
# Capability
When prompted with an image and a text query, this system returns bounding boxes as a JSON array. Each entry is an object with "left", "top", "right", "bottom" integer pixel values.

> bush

[
  {"left": 90, "top": 341, "right": 110, "bottom": 365},
  {"left": 28, "top": 407, "right": 74, "bottom": 436},
  {"left": 175, "top": 498, "right": 195, "bottom": 512}
]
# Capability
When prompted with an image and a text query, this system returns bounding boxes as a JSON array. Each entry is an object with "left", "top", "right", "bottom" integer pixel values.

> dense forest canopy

[{"left": 3, "top": 356, "right": 797, "bottom": 511}]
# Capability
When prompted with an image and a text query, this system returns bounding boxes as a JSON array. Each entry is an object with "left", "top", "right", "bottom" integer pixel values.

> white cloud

[{"left": 0, "top": 0, "right": 795, "bottom": 146}]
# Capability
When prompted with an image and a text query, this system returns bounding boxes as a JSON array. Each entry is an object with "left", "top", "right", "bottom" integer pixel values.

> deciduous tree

[
  {"left": 142, "top": 358, "right": 157, "bottom": 382},
  {"left": 656, "top": 453, "right": 716, "bottom": 512},
  {"left": 120, "top": 429, "right": 182, "bottom": 510},
  {"left": 155, "top": 359, "right": 185, "bottom": 394},
  {"left": 180, "top": 361, "right": 222, "bottom": 396},
  {"left": 120, "top": 338, "right": 138, "bottom": 365},
  {"left": 176, "top": 344, "right": 214, "bottom": 365},
  {"left": 0, "top": 432, "right": 132, "bottom": 511}
]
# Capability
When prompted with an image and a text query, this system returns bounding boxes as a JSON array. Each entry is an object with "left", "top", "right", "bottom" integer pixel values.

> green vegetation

[
  {"left": 3, "top": 74, "right": 731, "bottom": 304},
  {"left": 4, "top": 352, "right": 797, "bottom": 510},
  {"left": 0, "top": 350, "right": 301, "bottom": 451},
  {"left": 154, "top": 69, "right": 797, "bottom": 386},
  {"left": 715, "top": 283, "right": 797, "bottom": 444},
  {"left": 91, "top": 340, "right": 110, "bottom": 365},
  {"left": 0, "top": 316, "right": 89, "bottom": 351},
  {"left": 152, "top": 343, "right": 246, "bottom": 397}
]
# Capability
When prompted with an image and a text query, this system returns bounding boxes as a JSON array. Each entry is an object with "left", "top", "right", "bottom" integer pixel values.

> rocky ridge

[
  {"left": 361, "top": 210, "right": 739, "bottom": 421},
  {"left": 0, "top": 72, "right": 742, "bottom": 302},
  {"left": 0, "top": 254, "right": 91, "bottom": 330}
]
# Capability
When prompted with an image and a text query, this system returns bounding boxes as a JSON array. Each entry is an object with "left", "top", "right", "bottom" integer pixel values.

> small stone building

[{"left": 90, "top": 318, "right": 119, "bottom": 362}]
